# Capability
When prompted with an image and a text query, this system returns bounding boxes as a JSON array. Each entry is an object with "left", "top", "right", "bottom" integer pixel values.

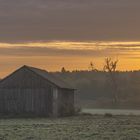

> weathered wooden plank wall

[
  {"left": 0, "top": 67, "right": 57, "bottom": 89},
  {"left": 58, "top": 89, "right": 75, "bottom": 116},
  {"left": 0, "top": 66, "right": 75, "bottom": 117},
  {"left": 0, "top": 88, "right": 53, "bottom": 116}
]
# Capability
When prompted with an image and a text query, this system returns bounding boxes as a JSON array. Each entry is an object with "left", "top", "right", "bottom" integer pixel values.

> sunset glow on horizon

[
  {"left": 1, "top": 0, "right": 140, "bottom": 78},
  {"left": 0, "top": 40, "right": 140, "bottom": 78}
]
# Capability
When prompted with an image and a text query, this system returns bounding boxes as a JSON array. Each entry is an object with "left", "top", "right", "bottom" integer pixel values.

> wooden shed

[{"left": 0, "top": 65, "right": 75, "bottom": 117}]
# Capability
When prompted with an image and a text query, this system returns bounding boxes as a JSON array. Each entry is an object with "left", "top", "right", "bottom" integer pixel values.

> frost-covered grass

[{"left": 0, "top": 115, "right": 140, "bottom": 140}]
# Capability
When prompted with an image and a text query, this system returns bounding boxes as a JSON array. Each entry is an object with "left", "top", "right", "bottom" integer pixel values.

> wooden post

[{"left": 52, "top": 88, "right": 58, "bottom": 117}]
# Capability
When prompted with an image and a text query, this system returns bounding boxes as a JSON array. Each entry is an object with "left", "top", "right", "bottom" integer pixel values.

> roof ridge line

[{"left": 25, "top": 66, "right": 62, "bottom": 89}]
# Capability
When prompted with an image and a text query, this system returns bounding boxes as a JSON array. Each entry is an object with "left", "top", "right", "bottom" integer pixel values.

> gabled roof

[{"left": 24, "top": 65, "right": 74, "bottom": 89}]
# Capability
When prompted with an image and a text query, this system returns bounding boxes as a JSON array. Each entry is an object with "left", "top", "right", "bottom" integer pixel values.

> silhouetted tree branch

[
  {"left": 89, "top": 62, "right": 98, "bottom": 72},
  {"left": 103, "top": 58, "right": 119, "bottom": 105}
]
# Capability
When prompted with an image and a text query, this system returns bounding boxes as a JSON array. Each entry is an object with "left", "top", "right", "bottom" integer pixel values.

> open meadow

[{"left": 0, "top": 115, "right": 140, "bottom": 140}]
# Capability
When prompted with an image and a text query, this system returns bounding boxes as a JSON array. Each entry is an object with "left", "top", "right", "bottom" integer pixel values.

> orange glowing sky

[
  {"left": 0, "top": 41, "right": 140, "bottom": 78},
  {"left": 1, "top": 1, "right": 140, "bottom": 78}
]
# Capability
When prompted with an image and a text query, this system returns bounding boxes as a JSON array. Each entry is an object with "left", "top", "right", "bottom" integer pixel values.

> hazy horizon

[{"left": 0, "top": 0, "right": 140, "bottom": 77}]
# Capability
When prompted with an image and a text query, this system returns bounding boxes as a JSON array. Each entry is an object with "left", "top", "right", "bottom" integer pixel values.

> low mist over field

[
  {"left": 53, "top": 70, "right": 140, "bottom": 109},
  {"left": 0, "top": 0, "right": 140, "bottom": 139}
]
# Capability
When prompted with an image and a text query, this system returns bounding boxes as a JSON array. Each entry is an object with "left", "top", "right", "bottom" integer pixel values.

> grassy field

[{"left": 0, "top": 115, "right": 140, "bottom": 140}]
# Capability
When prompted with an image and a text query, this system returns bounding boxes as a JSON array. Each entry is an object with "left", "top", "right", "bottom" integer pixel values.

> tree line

[{"left": 54, "top": 58, "right": 140, "bottom": 109}]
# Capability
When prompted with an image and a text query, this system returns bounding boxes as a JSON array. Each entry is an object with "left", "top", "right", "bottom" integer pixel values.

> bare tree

[
  {"left": 89, "top": 62, "right": 98, "bottom": 72},
  {"left": 103, "top": 58, "right": 119, "bottom": 105}
]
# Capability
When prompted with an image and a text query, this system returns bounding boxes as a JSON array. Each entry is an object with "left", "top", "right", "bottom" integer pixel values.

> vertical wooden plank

[{"left": 52, "top": 87, "right": 58, "bottom": 117}]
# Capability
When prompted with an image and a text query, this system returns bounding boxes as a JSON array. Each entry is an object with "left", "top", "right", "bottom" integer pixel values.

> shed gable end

[{"left": 0, "top": 67, "right": 55, "bottom": 89}]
